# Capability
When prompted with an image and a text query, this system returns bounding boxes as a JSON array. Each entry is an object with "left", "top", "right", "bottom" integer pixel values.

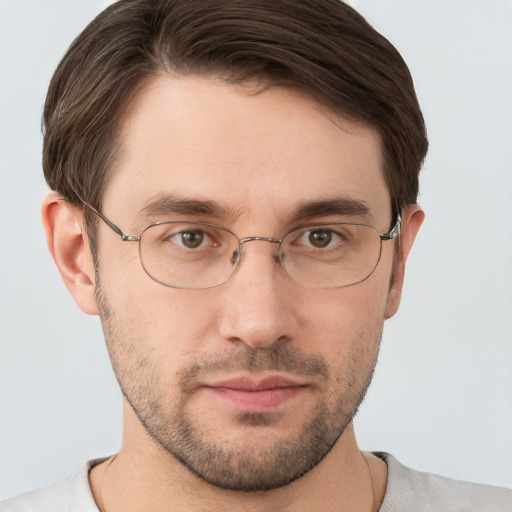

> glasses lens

[
  {"left": 139, "top": 222, "right": 240, "bottom": 289},
  {"left": 280, "top": 223, "right": 382, "bottom": 288}
]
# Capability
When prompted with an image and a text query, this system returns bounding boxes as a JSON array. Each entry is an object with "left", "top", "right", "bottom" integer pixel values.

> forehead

[{"left": 106, "top": 76, "right": 390, "bottom": 226}]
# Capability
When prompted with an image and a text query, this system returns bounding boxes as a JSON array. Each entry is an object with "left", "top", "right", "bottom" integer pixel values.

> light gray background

[{"left": 1, "top": 0, "right": 511, "bottom": 500}]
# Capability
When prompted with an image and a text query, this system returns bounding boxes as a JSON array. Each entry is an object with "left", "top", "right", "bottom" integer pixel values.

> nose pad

[{"left": 229, "top": 249, "right": 239, "bottom": 266}]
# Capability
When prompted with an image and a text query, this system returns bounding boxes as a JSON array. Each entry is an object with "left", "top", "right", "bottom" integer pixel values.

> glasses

[{"left": 81, "top": 200, "right": 401, "bottom": 290}]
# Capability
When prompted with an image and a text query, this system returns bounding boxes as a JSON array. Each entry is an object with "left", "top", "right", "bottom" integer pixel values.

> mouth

[{"left": 203, "top": 375, "right": 307, "bottom": 413}]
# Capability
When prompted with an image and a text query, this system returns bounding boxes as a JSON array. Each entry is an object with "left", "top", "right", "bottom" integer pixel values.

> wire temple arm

[{"left": 73, "top": 189, "right": 140, "bottom": 242}]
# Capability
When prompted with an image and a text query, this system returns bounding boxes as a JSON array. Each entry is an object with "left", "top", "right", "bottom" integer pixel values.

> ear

[
  {"left": 42, "top": 192, "right": 99, "bottom": 315},
  {"left": 384, "top": 204, "right": 424, "bottom": 319}
]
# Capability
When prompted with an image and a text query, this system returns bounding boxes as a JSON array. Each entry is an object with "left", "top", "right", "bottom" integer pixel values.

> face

[{"left": 92, "top": 76, "right": 400, "bottom": 491}]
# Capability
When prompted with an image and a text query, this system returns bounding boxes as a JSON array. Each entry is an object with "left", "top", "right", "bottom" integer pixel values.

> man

[{"left": 1, "top": 0, "right": 510, "bottom": 510}]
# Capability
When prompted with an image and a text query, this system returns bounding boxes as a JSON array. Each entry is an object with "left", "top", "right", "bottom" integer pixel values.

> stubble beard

[{"left": 96, "top": 278, "right": 380, "bottom": 492}]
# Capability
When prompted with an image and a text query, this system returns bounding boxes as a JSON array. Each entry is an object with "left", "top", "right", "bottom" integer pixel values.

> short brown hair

[{"left": 43, "top": 0, "right": 427, "bottom": 216}]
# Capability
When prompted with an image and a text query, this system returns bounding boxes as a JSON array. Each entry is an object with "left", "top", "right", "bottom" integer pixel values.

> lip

[{"left": 203, "top": 375, "right": 307, "bottom": 412}]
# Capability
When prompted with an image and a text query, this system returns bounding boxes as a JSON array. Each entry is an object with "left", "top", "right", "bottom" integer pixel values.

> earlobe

[
  {"left": 42, "top": 192, "right": 99, "bottom": 315},
  {"left": 384, "top": 204, "right": 425, "bottom": 319}
]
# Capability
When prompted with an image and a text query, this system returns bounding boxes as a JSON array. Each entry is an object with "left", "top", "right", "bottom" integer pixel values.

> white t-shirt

[{"left": 1, "top": 453, "right": 511, "bottom": 511}]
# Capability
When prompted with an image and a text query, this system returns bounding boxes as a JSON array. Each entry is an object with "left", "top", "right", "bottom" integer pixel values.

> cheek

[
  {"left": 303, "top": 277, "right": 389, "bottom": 335},
  {"left": 98, "top": 264, "right": 221, "bottom": 369},
  {"left": 299, "top": 280, "right": 388, "bottom": 369}
]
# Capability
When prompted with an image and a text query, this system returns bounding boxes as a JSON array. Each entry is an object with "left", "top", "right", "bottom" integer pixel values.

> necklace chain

[
  {"left": 362, "top": 452, "right": 377, "bottom": 512},
  {"left": 99, "top": 454, "right": 117, "bottom": 512}
]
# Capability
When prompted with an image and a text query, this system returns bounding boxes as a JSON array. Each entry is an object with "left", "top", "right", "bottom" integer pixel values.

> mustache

[{"left": 178, "top": 345, "right": 329, "bottom": 395}]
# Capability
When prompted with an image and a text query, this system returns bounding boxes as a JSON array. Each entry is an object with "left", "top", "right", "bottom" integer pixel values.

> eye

[
  {"left": 168, "top": 229, "right": 217, "bottom": 250},
  {"left": 153, "top": 225, "right": 218, "bottom": 250},
  {"left": 295, "top": 228, "right": 342, "bottom": 249},
  {"left": 179, "top": 230, "right": 206, "bottom": 249},
  {"left": 147, "top": 223, "right": 232, "bottom": 255},
  {"left": 307, "top": 229, "right": 333, "bottom": 248}
]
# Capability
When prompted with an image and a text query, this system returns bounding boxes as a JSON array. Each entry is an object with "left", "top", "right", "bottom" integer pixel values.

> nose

[{"left": 218, "top": 243, "right": 299, "bottom": 349}]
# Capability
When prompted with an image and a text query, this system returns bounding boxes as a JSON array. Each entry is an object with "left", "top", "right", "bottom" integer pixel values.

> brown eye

[
  {"left": 308, "top": 230, "right": 332, "bottom": 248},
  {"left": 181, "top": 231, "right": 204, "bottom": 249}
]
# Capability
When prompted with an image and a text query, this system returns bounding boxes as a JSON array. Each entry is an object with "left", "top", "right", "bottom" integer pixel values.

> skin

[{"left": 43, "top": 76, "right": 424, "bottom": 511}]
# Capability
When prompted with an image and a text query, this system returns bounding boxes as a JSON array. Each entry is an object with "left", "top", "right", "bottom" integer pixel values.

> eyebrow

[
  {"left": 139, "top": 194, "right": 370, "bottom": 223},
  {"left": 140, "top": 195, "right": 244, "bottom": 220},
  {"left": 289, "top": 197, "right": 371, "bottom": 223}
]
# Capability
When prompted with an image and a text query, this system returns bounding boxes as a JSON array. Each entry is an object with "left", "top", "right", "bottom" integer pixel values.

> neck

[{"left": 89, "top": 423, "right": 387, "bottom": 512}]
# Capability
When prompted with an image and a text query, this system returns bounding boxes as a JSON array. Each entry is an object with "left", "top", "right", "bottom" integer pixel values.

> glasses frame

[{"left": 79, "top": 199, "right": 402, "bottom": 289}]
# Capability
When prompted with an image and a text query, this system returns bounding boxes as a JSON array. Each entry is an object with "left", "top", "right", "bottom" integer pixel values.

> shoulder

[
  {"left": 0, "top": 458, "right": 106, "bottom": 512},
  {"left": 0, "top": 482, "right": 67, "bottom": 512},
  {"left": 377, "top": 452, "right": 512, "bottom": 512}
]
